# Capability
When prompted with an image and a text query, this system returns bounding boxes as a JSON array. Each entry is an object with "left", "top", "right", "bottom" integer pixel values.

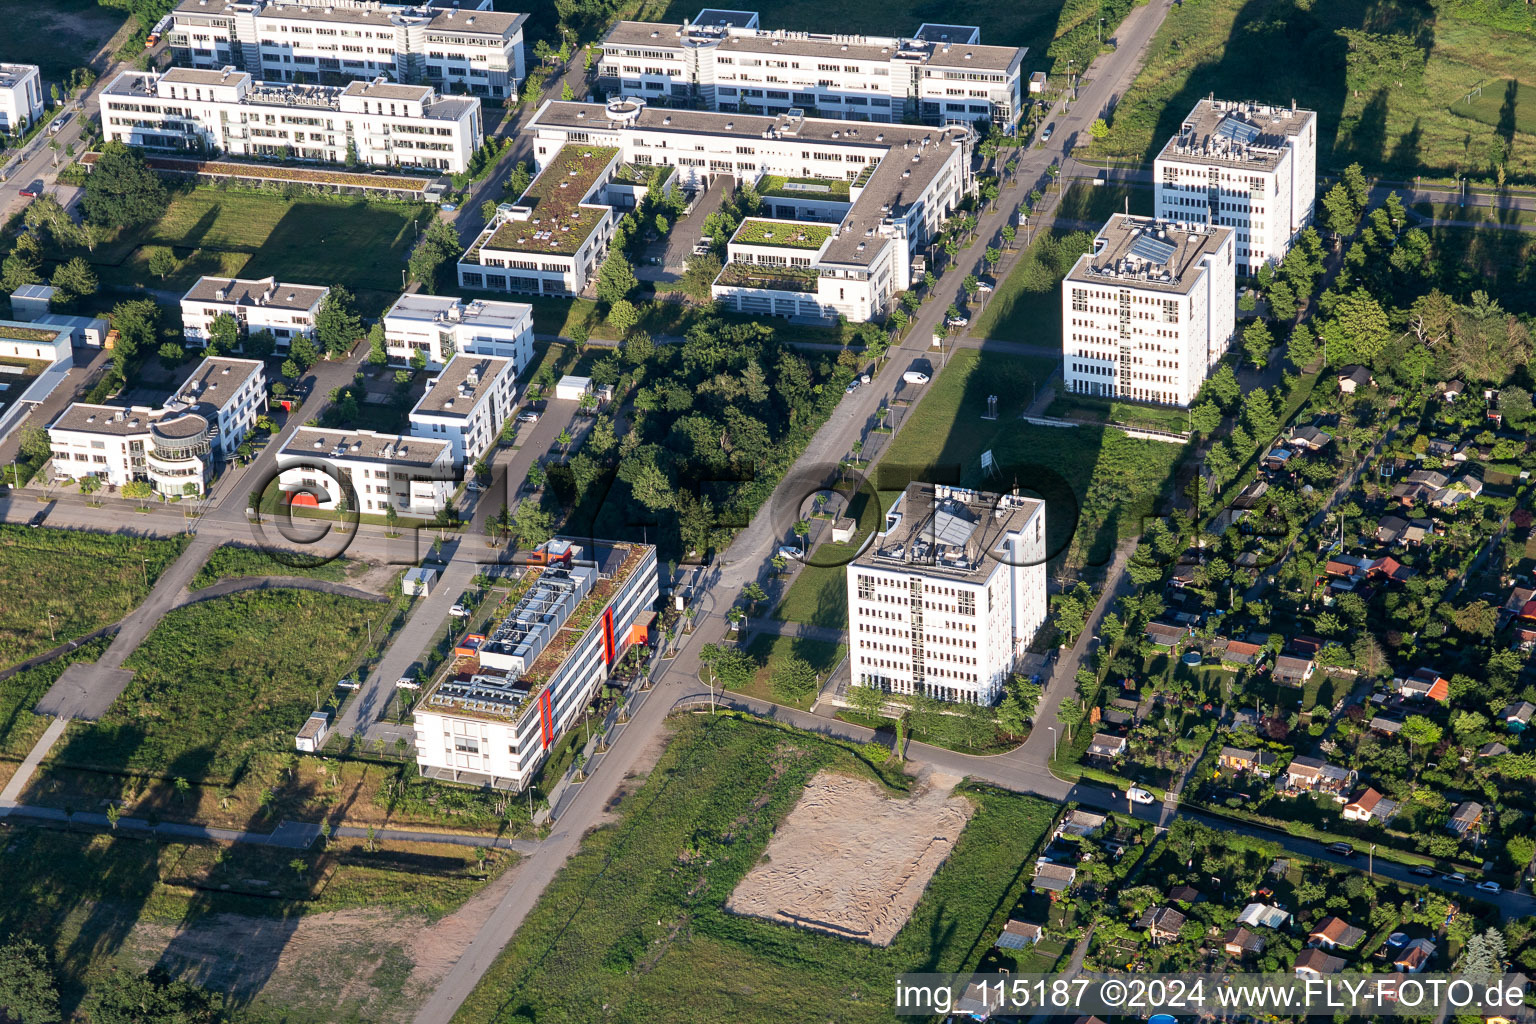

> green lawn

[
  {"left": 1096, "top": 0, "right": 1536, "bottom": 183},
  {"left": 0, "top": 0, "right": 127, "bottom": 84},
  {"left": 732, "top": 634, "right": 845, "bottom": 709},
  {"left": 1044, "top": 392, "right": 1193, "bottom": 434},
  {"left": 879, "top": 349, "right": 1188, "bottom": 568},
  {"left": 189, "top": 543, "right": 359, "bottom": 590},
  {"left": 772, "top": 482, "right": 886, "bottom": 629},
  {"left": 84, "top": 188, "right": 432, "bottom": 314},
  {"left": 0, "top": 525, "right": 190, "bottom": 668},
  {"left": 973, "top": 226, "right": 1094, "bottom": 343},
  {"left": 0, "top": 639, "right": 110, "bottom": 760},
  {"left": 448, "top": 714, "right": 1058, "bottom": 1024},
  {"left": 46, "top": 588, "right": 381, "bottom": 784}
]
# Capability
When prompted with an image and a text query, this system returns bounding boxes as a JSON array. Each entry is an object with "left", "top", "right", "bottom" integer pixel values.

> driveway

[{"left": 635, "top": 173, "right": 734, "bottom": 282}]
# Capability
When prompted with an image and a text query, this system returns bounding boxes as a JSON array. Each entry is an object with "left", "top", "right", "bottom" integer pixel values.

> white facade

[
  {"left": 598, "top": 13, "right": 1023, "bottom": 127},
  {"left": 382, "top": 293, "right": 535, "bottom": 370},
  {"left": 414, "top": 541, "right": 658, "bottom": 791},
  {"left": 1154, "top": 98, "right": 1317, "bottom": 275},
  {"left": 407, "top": 353, "right": 515, "bottom": 464},
  {"left": 847, "top": 483, "right": 1046, "bottom": 706},
  {"left": 1062, "top": 214, "right": 1235, "bottom": 408},
  {"left": 180, "top": 275, "right": 328, "bottom": 352},
  {"left": 472, "top": 99, "right": 974, "bottom": 319},
  {"left": 47, "top": 357, "right": 265, "bottom": 495},
  {"left": 100, "top": 66, "right": 482, "bottom": 172},
  {"left": 0, "top": 320, "right": 72, "bottom": 365},
  {"left": 0, "top": 63, "right": 43, "bottom": 132},
  {"left": 711, "top": 215, "right": 898, "bottom": 322},
  {"left": 168, "top": 0, "right": 528, "bottom": 100},
  {"left": 277, "top": 426, "right": 454, "bottom": 515}
]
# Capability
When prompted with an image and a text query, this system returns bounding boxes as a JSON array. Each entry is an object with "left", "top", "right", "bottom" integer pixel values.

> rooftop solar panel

[
  {"left": 1216, "top": 116, "right": 1262, "bottom": 145},
  {"left": 1128, "top": 233, "right": 1176, "bottom": 265}
]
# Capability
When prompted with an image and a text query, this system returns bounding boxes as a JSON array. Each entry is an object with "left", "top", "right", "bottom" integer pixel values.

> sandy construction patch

[{"left": 725, "top": 768, "right": 972, "bottom": 946}]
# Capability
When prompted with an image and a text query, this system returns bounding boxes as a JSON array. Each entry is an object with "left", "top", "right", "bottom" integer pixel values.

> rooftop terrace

[
  {"left": 731, "top": 218, "right": 832, "bottom": 249},
  {"left": 756, "top": 174, "right": 851, "bottom": 200},
  {"left": 715, "top": 262, "right": 819, "bottom": 292},
  {"left": 481, "top": 144, "right": 618, "bottom": 257}
]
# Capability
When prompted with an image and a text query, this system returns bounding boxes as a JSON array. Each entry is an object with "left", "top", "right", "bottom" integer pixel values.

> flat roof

[
  {"left": 173, "top": 356, "right": 265, "bottom": 411},
  {"left": 51, "top": 403, "right": 158, "bottom": 436},
  {"left": 731, "top": 218, "right": 831, "bottom": 249},
  {"left": 411, "top": 353, "right": 512, "bottom": 418},
  {"left": 182, "top": 275, "right": 328, "bottom": 311},
  {"left": 283, "top": 427, "right": 450, "bottom": 468},
  {"left": 1158, "top": 98, "right": 1316, "bottom": 171},
  {"left": 482, "top": 143, "right": 618, "bottom": 256},
  {"left": 385, "top": 293, "right": 532, "bottom": 332},
  {"left": 341, "top": 79, "right": 434, "bottom": 103},
  {"left": 855, "top": 481, "right": 1042, "bottom": 580},
  {"left": 160, "top": 66, "right": 251, "bottom": 87},
  {"left": 1065, "top": 214, "right": 1231, "bottom": 295},
  {"left": 0, "top": 64, "right": 38, "bottom": 88},
  {"left": 603, "top": 19, "right": 1020, "bottom": 70},
  {"left": 0, "top": 319, "right": 68, "bottom": 343},
  {"left": 914, "top": 23, "right": 980, "bottom": 44},
  {"left": 693, "top": 8, "right": 758, "bottom": 27}
]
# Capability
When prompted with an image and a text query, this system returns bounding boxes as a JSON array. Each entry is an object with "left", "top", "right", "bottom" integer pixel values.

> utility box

[
  {"left": 295, "top": 710, "right": 331, "bottom": 752},
  {"left": 403, "top": 566, "right": 438, "bottom": 596}
]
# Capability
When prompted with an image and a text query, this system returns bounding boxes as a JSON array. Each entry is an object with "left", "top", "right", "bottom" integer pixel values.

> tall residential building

[
  {"left": 180, "top": 275, "right": 329, "bottom": 353},
  {"left": 460, "top": 98, "right": 973, "bottom": 321},
  {"left": 406, "top": 352, "right": 515, "bottom": 464},
  {"left": 597, "top": 11, "right": 1023, "bottom": 127},
  {"left": 100, "top": 66, "right": 482, "bottom": 173},
  {"left": 1061, "top": 214, "right": 1235, "bottom": 408},
  {"left": 0, "top": 63, "right": 44, "bottom": 131},
  {"left": 1153, "top": 98, "right": 1317, "bottom": 275},
  {"left": 414, "top": 539, "right": 658, "bottom": 790},
  {"left": 48, "top": 356, "right": 266, "bottom": 495},
  {"left": 847, "top": 483, "right": 1046, "bottom": 705},
  {"left": 167, "top": 0, "right": 528, "bottom": 100},
  {"left": 382, "top": 293, "right": 535, "bottom": 370},
  {"left": 276, "top": 426, "right": 454, "bottom": 515}
]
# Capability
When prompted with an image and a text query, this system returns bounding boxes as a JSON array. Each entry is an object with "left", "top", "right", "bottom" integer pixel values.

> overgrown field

[
  {"left": 0, "top": 639, "right": 111, "bottom": 764},
  {"left": 1095, "top": 0, "right": 1536, "bottom": 182},
  {"left": 48, "top": 588, "right": 380, "bottom": 784},
  {"left": 449, "top": 714, "right": 1057, "bottom": 1024},
  {"left": 190, "top": 543, "right": 359, "bottom": 590},
  {"left": 0, "top": 525, "right": 189, "bottom": 667}
]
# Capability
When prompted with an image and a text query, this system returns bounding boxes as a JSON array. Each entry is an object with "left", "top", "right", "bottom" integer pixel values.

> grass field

[
  {"left": 0, "top": 0, "right": 127, "bottom": 85},
  {"left": 730, "top": 634, "right": 845, "bottom": 709},
  {"left": 1449, "top": 78, "right": 1536, "bottom": 137},
  {"left": 83, "top": 188, "right": 432, "bottom": 314},
  {"left": 877, "top": 349, "right": 1188, "bottom": 569},
  {"left": 0, "top": 825, "right": 511, "bottom": 1016},
  {"left": 1094, "top": 0, "right": 1536, "bottom": 182},
  {"left": 189, "top": 543, "right": 358, "bottom": 590},
  {"left": 0, "top": 640, "right": 110, "bottom": 769},
  {"left": 47, "top": 588, "right": 379, "bottom": 784},
  {"left": 973, "top": 227, "right": 1095, "bottom": 343},
  {"left": 448, "top": 714, "right": 1058, "bottom": 1024},
  {"left": 1044, "top": 392, "right": 1194, "bottom": 434},
  {"left": 0, "top": 525, "right": 189, "bottom": 668},
  {"left": 771, "top": 482, "right": 885, "bottom": 629}
]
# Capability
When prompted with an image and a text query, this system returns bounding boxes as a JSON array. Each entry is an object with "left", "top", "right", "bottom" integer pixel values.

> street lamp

[
  {"left": 1047, "top": 724, "right": 1057, "bottom": 761},
  {"left": 141, "top": 557, "right": 149, "bottom": 587},
  {"left": 1369, "top": 843, "right": 1376, "bottom": 878}
]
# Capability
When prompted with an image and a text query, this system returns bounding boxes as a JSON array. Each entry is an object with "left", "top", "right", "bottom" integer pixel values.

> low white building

[
  {"left": 47, "top": 356, "right": 266, "bottom": 495},
  {"left": 100, "top": 66, "right": 483, "bottom": 173},
  {"left": 180, "top": 275, "right": 329, "bottom": 353},
  {"left": 414, "top": 540, "right": 658, "bottom": 790},
  {"left": 710, "top": 215, "right": 896, "bottom": 322},
  {"left": 407, "top": 353, "right": 515, "bottom": 464},
  {"left": 168, "top": 0, "right": 529, "bottom": 101},
  {"left": 1154, "top": 97, "right": 1318, "bottom": 274},
  {"left": 598, "top": 13, "right": 1024, "bottom": 127},
  {"left": 847, "top": 482, "right": 1047, "bottom": 705},
  {"left": 1061, "top": 214, "right": 1235, "bottom": 408},
  {"left": 0, "top": 63, "right": 43, "bottom": 132},
  {"left": 381, "top": 293, "right": 535, "bottom": 370},
  {"left": 0, "top": 319, "right": 72, "bottom": 366},
  {"left": 277, "top": 426, "right": 455, "bottom": 516},
  {"left": 458, "top": 142, "right": 623, "bottom": 298},
  {"left": 7, "top": 287, "right": 109, "bottom": 346}
]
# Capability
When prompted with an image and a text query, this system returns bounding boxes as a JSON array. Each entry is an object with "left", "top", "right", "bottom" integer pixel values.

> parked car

[
  {"left": 1411, "top": 866, "right": 1436, "bottom": 878},
  {"left": 945, "top": 315, "right": 969, "bottom": 328},
  {"left": 449, "top": 604, "right": 470, "bottom": 618},
  {"left": 516, "top": 409, "right": 540, "bottom": 423},
  {"left": 1443, "top": 872, "right": 1467, "bottom": 885},
  {"left": 844, "top": 379, "right": 861, "bottom": 394},
  {"left": 19, "top": 180, "right": 43, "bottom": 197},
  {"left": 1326, "top": 842, "right": 1355, "bottom": 857},
  {"left": 777, "top": 545, "right": 803, "bottom": 560},
  {"left": 49, "top": 114, "right": 69, "bottom": 134},
  {"left": 1476, "top": 880, "right": 1502, "bottom": 894},
  {"left": 1041, "top": 122, "right": 1055, "bottom": 141},
  {"left": 902, "top": 370, "right": 930, "bottom": 385},
  {"left": 27, "top": 509, "right": 47, "bottom": 527},
  {"left": 1126, "top": 787, "right": 1155, "bottom": 805}
]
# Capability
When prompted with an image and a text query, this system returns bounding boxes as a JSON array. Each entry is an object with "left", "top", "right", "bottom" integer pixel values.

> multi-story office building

[
  {"left": 846, "top": 482, "right": 1046, "bottom": 706},
  {"left": 406, "top": 352, "right": 514, "bottom": 464},
  {"left": 460, "top": 98, "right": 973, "bottom": 321},
  {"left": 167, "top": 0, "right": 528, "bottom": 100},
  {"left": 1061, "top": 214, "right": 1235, "bottom": 408},
  {"left": 597, "top": 11, "right": 1023, "bottom": 127},
  {"left": 1153, "top": 98, "right": 1317, "bottom": 275},
  {"left": 276, "top": 426, "right": 454, "bottom": 515},
  {"left": 414, "top": 539, "right": 658, "bottom": 790},
  {"left": 382, "top": 293, "right": 535, "bottom": 369},
  {"left": 180, "top": 275, "right": 329, "bottom": 353},
  {"left": 100, "top": 66, "right": 482, "bottom": 172},
  {"left": 48, "top": 356, "right": 266, "bottom": 495},
  {"left": 0, "top": 63, "right": 44, "bottom": 132}
]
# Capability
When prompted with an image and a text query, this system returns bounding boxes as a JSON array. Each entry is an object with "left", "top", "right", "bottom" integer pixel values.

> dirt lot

[{"left": 725, "top": 768, "right": 972, "bottom": 947}]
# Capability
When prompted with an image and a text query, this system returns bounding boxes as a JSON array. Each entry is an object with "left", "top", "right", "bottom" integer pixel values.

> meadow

[{"left": 189, "top": 543, "right": 358, "bottom": 591}]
